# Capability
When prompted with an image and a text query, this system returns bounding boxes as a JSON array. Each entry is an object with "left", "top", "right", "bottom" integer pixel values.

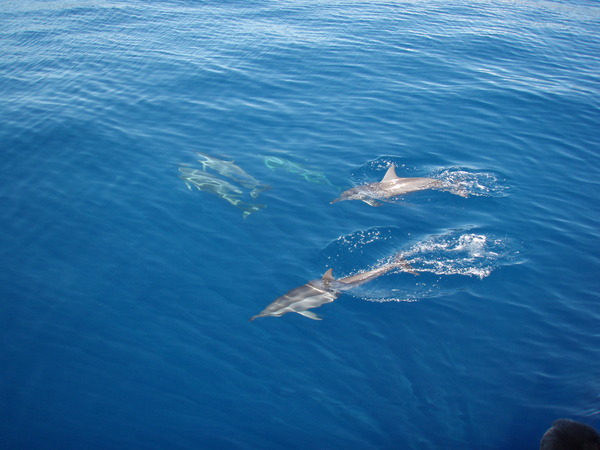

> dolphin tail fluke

[
  {"left": 240, "top": 203, "right": 267, "bottom": 219},
  {"left": 393, "top": 254, "right": 420, "bottom": 276}
]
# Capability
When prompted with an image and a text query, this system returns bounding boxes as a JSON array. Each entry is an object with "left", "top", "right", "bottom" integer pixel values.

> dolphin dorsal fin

[
  {"left": 381, "top": 165, "right": 399, "bottom": 182},
  {"left": 322, "top": 268, "right": 334, "bottom": 282}
]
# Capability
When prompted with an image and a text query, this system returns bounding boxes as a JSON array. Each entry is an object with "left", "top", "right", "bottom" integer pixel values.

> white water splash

[
  {"left": 321, "top": 227, "right": 522, "bottom": 304},
  {"left": 433, "top": 169, "right": 509, "bottom": 198},
  {"left": 401, "top": 232, "right": 511, "bottom": 279}
]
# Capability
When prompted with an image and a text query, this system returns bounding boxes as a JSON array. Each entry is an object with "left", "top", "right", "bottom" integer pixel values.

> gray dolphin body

[
  {"left": 331, "top": 165, "right": 441, "bottom": 206},
  {"left": 250, "top": 255, "right": 419, "bottom": 321},
  {"left": 197, "top": 152, "right": 270, "bottom": 199}
]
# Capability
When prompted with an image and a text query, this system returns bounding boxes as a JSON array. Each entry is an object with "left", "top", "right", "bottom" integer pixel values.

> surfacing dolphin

[
  {"left": 250, "top": 255, "right": 419, "bottom": 321},
  {"left": 179, "top": 167, "right": 265, "bottom": 219},
  {"left": 331, "top": 164, "right": 442, "bottom": 206},
  {"left": 197, "top": 152, "right": 270, "bottom": 199}
]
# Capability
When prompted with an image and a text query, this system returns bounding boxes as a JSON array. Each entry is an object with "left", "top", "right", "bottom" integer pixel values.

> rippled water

[{"left": 1, "top": 1, "right": 599, "bottom": 449}]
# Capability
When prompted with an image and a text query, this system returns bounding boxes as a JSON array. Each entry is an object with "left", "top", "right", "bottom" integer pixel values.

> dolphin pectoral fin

[
  {"left": 298, "top": 310, "right": 322, "bottom": 320},
  {"left": 362, "top": 198, "right": 383, "bottom": 207}
]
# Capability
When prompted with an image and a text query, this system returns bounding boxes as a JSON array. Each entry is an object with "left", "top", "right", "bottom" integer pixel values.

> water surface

[{"left": 1, "top": 1, "right": 599, "bottom": 448}]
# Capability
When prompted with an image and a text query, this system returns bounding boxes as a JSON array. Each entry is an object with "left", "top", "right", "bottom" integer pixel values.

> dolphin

[
  {"left": 250, "top": 255, "right": 419, "bottom": 321},
  {"left": 179, "top": 167, "right": 266, "bottom": 219},
  {"left": 331, "top": 165, "right": 442, "bottom": 206},
  {"left": 264, "top": 156, "right": 333, "bottom": 185},
  {"left": 197, "top": 152, "right": 270, "bottom": 199},
  {"left": 179, "top": 167, "right": 243, "bottom": 196}
]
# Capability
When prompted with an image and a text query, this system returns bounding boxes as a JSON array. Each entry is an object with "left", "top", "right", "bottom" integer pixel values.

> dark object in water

[{"left": 540, "top": 418, "right": 600, "bottom": 450}]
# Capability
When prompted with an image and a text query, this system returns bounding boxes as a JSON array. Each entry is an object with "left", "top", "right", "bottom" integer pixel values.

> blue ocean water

[{"left": 1, "top": 0, "right": 599, "bottom": 448}]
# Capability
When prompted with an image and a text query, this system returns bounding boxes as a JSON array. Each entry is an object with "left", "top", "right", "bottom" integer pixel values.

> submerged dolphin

[
  {"left": 179, "top": 167, "right": 265, "bottom": 219},
  {"left": 250, "top": 255, "right": 419, "bottom": 321},
  {"left": 179, "top": 167, "right": 243, "bottom": 197},
  {"left": 264, "top": 156, "right": 333, "bottom": 185},
  {"left": 331, "top": 165, "right": 442, "bottom": 206},
  {"left": 197, "top": 152, "right": 270, "bottom": 199}
]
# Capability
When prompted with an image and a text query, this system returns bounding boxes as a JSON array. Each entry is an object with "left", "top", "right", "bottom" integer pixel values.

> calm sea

[{"left": 1, "top": 1, "right": 599, "bottom": 449}]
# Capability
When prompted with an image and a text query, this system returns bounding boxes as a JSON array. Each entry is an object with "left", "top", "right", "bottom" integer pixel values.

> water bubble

[{"left": 433, "top": 168, "right": 509, "bottom": 198}]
